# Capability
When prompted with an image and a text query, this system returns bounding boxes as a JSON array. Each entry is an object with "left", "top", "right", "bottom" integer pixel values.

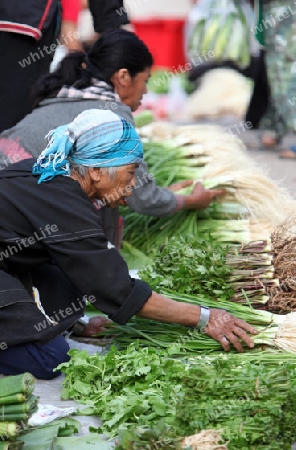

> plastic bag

[
  {"left": 185, "top": 0, "right": 257, "bottom": 68},
  {"left": 28, "top": 404, "right": 77, "bottom": 426}
]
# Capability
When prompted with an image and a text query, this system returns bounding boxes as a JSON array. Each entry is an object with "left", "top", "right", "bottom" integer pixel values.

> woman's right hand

[
  {"left": 203, "top": 308, "right": 258, "bottom": 353},
  {"left": 183, "top": 182, "right": 226, "bottom": 209}
]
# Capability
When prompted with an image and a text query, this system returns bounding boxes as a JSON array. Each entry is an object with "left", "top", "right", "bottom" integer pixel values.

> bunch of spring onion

[
  {"left": 100, "top": 290, "right": 296, "bottom": 354},
  {"left": 122, "top": 132, "right": 295, "bottom": 254},
  {"left": 200, "top": 167, "right": 296, "bottom": 231},
  {"left": 226, "top": 239, "right": 278, "bottom": 305},
  {"left": 140, "top": 129, "right": 296, "bottom": 238},
  {"left": 122, "top": 139, "right": 256, "bottom": 251},
  {"left": 143, "top": 139, "right": 211, "bottom": 185},
  {"left": 122, "top": 191, "right": 252, "bottom": 256},
  {"left": 122, "top": 210, "right": 251, "bottom": 256}
]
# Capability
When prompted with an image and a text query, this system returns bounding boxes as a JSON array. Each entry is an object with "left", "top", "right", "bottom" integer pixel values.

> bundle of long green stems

[
  {"left": 123, "top": 137, "right": 296, "bottom": 254},
  {"left": 176, "top": 351, "right": 296, "bottom": 449},
  {"left": 143, "top": 140, "right": 210, "bottom": 185},
  {"left": 101, "top": 289, "right": 296, "bottom": 354},
  {"left": 122, "top": 211, "right": 251, "bottom": 255},
  {"left": 226, "top": 239, "right": 277, "bottom": 305},
  {"left": 121, "top": 141, "right": 253, "bottom": 252},
  {"left": 138, "top": 128, "right": 296, "bottom": 233}
]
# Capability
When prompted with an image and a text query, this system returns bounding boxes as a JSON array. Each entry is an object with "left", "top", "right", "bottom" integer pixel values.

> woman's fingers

[
  {"left": 224, "top": 328, "right": 248, "bottom": 353},
  {"left": 168, "top": 179, "right": 194, "bottom": 192},
  {"left": 234, "top": 318, "right": 258, "bottom": 335},
  {"left": 204, "top": 309, "right": 258, "bottom": 352},
  {"left": 219, "top": 335, "right": 231, "bottom": 352},
  {"left": 210, "top": 188, "right": 227, "bottom": 199}
]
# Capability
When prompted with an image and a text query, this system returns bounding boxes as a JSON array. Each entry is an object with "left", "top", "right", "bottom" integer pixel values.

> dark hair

[{"left": 33, "top": 29, "right": 153, "bottom": 105}]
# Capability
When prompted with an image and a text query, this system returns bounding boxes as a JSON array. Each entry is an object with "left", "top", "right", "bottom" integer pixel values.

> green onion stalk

[
  {"left": 122, "top": 211, "right": 252, "bottom": 255},
  {"left": 226, "top": 254, "right": 273, "bottom": 268},
  {"left": 121, "top": 141, "right": 256, "bottom": 252},
  {"left": 143, "top": 140, "right": 209, "bottom": 186},
  {"left": 165, "top": 290, "right": 296, "bottom": 353},
  {"left": 101, "top": 293, "right": 296, "bottom": 354},
  {"left": 228, "top": 239, "right": 272, "bottom": 254}
]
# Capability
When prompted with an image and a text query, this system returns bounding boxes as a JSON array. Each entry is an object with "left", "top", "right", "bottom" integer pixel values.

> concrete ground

[
  {"left": 33, "top": 339, "right": 104, "bottom": 435},
  {"left": 33, "top": 125, "right": 296, "bottom": 446},
  {"left": 239, "top": 129, "right": 296, "bottom": 198}
]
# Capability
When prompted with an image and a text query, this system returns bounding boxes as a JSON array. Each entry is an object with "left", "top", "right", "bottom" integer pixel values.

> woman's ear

[
  {"left": 89, "top": 167, "right": 102, "bottom": 181},
  {"left": 111, "top": 68, "right": 131, "bottom": 88}
]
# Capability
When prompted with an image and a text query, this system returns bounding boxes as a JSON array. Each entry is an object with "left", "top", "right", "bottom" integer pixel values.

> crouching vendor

[{"left": 0, "top": 109, "right": 258, "bottom": 379}]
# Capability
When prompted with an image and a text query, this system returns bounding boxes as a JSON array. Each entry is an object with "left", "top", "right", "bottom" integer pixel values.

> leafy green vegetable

[
  {"left": 139, "top": 235, "right": 233, "bottom": 299},
  {"left": 57, "top": 345, "right": 296, "bottom": 449},
  {"left": 115, "top": 423, "right": 184, "bottom": 450},
  {"left": 176, "top": 353, "right": 296, "bottom": 449},
  {"left": 57, "top": 345, "right": 185, "bottom": 438},
  {"left": 137, "top": 234, "right": 276, "bottom": 308}
]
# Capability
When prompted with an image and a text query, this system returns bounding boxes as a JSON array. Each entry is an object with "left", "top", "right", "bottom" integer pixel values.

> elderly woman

[{"left": 0, "top": 109, "right": 257, "bottom": 380}]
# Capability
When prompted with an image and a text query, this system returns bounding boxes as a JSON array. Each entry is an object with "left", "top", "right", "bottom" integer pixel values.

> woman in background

[{"left": 256, "top": 0, "right": 296, "bottom": 158}]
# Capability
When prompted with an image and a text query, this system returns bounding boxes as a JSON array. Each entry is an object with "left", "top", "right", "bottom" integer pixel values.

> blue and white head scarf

[{"left": 32, "top": 109, "right": 143, "bottom": 183}]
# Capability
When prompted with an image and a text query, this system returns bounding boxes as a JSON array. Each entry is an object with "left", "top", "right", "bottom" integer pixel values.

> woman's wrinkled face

[
  {"left": 95, "top": 164, "right": 138, "bottom": 207},
  {"left": 113, "top": 67, "right": 151, "bottom": 112}
]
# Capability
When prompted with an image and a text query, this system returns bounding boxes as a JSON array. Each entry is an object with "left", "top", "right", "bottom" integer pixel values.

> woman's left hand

[{"left": 82, "top": 316, "right": 112, "bottom": 337}]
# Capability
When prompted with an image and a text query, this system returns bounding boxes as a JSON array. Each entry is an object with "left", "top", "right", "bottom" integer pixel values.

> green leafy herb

[
  {"left": 57, "top": 344, "right": 185, "bottom": 438},
  {"left": 139, "top": 235, "right": 233, "bottom": 299}
]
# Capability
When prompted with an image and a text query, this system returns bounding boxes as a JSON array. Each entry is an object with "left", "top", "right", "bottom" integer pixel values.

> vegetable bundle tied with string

[
  {"left": 100, "top": 292, "right": 296, "bottom": 354},
  {"left": 0, "top": 373, "right": 36, "bottom": 443}
]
